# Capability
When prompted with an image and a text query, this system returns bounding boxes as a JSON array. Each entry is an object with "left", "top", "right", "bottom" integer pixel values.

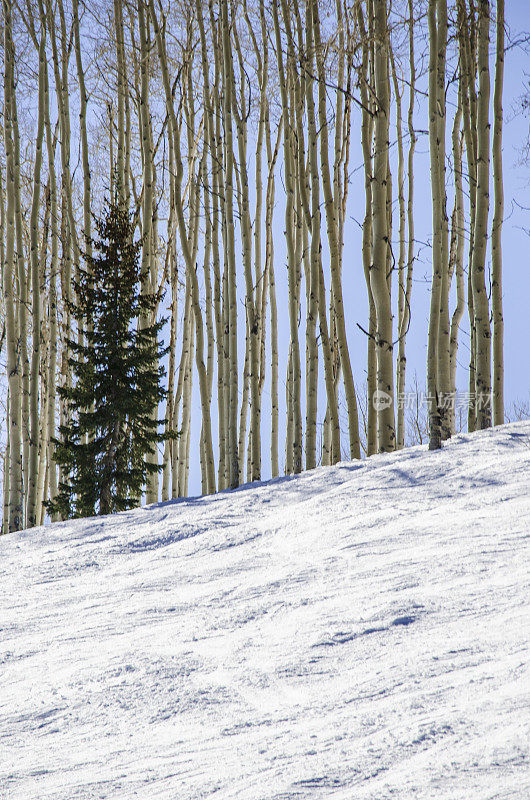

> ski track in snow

[{"left": 1, "top": 422, "right": 529, "bottom": 799}]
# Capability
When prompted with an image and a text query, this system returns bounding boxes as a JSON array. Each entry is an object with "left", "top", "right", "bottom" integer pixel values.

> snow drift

[{"left": 1, "top": 422, "right": 529, "bottom": 799}]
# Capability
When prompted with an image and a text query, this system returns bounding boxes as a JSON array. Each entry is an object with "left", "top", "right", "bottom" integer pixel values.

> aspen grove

[{"left": 1, "top": 0, "right": 508, "bottom": 532}]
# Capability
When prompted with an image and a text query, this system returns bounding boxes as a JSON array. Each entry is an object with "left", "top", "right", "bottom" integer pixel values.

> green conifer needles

[{"left": 49, "top": 193, "right": 170, "bottom": 518}]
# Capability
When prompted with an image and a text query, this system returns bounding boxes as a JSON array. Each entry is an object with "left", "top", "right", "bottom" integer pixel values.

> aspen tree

[
  {"left": 266, "top": 109, "right": 281, "bottom": 479},
  {"left": 449, "top": 87, "right": 466, "bottom": 434},
  {"left": 245, "top": 0, "right": 271, "bottom": 481},
  {"left": 301, "top": 2, "right": 320, "bottom": 472},
  {"left": 137, "top": 0, "right": 159, "bottom": 502},
  {"left": 458, "top": 0, "right": 478, "bottom": 432},
  {"left": 0, "top": 159, "right": 7, "bottom": 533},
  {"left": 162, "top": 142, "right": 177, "bottom": 502},
  {"left": 304, "top": 0, "right": 341, "bottom": 465},
  {"left": 148, "top": 0, "right": 215, "bottom": 495},
  {"left": 283, "top": 0, "right": 315, "bottom": 471},
  {"left": 197, "top": 0, "right": 227, "bottom": 490},
  {"left": 114, "top": 0, "right": 128, "bottom": 200},
  {"left": 472, "top": 0, "right": 492, "bottom": 430},
  {"left": 3, "top": 396, "right": 10, "bottom": 533},
  {"left": 41, "top": 0, "right": 58, "bottom": 517},
  {"left": 11, "top": 48, "right": 30, "bottom": 521},
  {"left": 385, "top": 152, "right": 393, "bottom": 300},
  {"left": 26, "top": 21, "right": 46, "bottom": 528},
  {"left": 122, "top": 2, "right": 131, "bottom": 209},
  {"left": 317, "top": 262, "right": 341, "bottom": 466},
  {"left": 491, "top": 0, "right": 504, "bottom": 425},
  {"left": 71, "top": 0, "right": 94, "bottom": 473},
  {"left": 334, "top": 0, "right": 351, "bottom": 281},
  {"left": 435, "top": 0, "right": 451, "bottom": 441},
  {"left": 46, "top": 0, "right": 78, "bottom": 507},
  {"left": 202, "top": 157, "right": 215, "bottom": 447},
  {"left": 108, "top": 102, "right": 115, "bottom": 195},
  {"left": 335, "top": 6, "right": 355, "bottom": 452},
  {"left": 206, "top": 2, "right": 231, "bottom": 491},
  {"left": 18, "top": 3, "right": 52, "bottom": 524},
  {"left": 358, "top": 1, "right": 377, "bottom": 456},
  {"left": 238, "top": 334, "right": 251, "bottom": 482},
  {"left": 220, "top": 0, "right": 240, "bottom": 487},
  {"left": 16, "top": 1, "right": 44, "bottom": 520},
  {"left": 402, "top": 0, "right": 416, "bottom": 448},
  {"left": 48, "top": 0, "right": 79, "bottom": 288},
  {"left": 72, "top": 0, "right": 92, "bottom": 267},
  {"left": 0, "top": 153, "right": 4, "bottom": 341},
  {"left": 371, "top": 0, "right": 395, "bottom": 453},
  {"left": 245, "top": 0, "right": 269, "bottom": 480},
  {"left": 427, "top": 0, "right": 444, "bottom": 450},
  {"left": 290, "top": 71, "right": 304, "bottom": 474},
  {"left": 273, "top": 0, "right": 303, "bottom": 474},
  {"left": 197, "top": 154, "right": 216, "bottom": 493},
  {"left": 395, "top": 0, "right": 416, "bottom": 450},
  {"left": 35, "top": 187, "right": 51, "bottom": 522},
  {"left": 178, "top": 315, "right": 194, "bottom": 497},
  {"left": 232, "top": 18, "right": 261, "bottom": 483},
  {"left": 3, "top": 411, "right": 9, "bottom": 534},
  {"left": 172, "top": 276, "right": 192, "bottom": 498},
  {"left": 3, "top": 0, "right": 24, "bottom": 531},
  {"left": 312, "top": 0, "right": 361, "bottom": 460},
  {"left": 285, "top": 357, "right": 294, "bottom": 476},
  {"left": 390, "top": 46, "right": 407, "bottom": 450},
  {"left": 306, "top": 0, "right": 342, "bottom": 464}
]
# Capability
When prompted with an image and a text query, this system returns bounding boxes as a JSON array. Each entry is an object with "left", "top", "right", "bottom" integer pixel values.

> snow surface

[{"left": 1, "top": 422, "right": 530, "bottom": 800}]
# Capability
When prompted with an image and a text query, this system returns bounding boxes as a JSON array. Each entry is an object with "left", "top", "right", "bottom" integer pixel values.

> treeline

[{"left": 0, "top": 0, "right": 505, "bottom": 532}]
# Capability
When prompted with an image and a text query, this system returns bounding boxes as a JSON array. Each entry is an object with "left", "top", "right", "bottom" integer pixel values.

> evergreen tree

[{"left": 49, "top": 192, "right": 169, "bottom": 518}]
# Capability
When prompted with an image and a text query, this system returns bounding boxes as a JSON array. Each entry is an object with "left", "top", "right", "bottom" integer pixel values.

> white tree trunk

[{"left": 491, "top": 0, "right": 504, "bottom": 426}]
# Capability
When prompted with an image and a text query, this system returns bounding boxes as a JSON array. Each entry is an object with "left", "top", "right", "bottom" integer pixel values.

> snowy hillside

[{"left": 1, "top": 422, "right": 529, "bottom": 800}]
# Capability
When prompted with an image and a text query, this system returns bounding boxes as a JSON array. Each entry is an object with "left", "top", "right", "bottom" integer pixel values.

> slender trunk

[
  {"left": 358, "top": 3, "right": 377, "bottom": 456},
  {"left": 301, "top": 0, "right": 321, "bottom": 471},
  {"left": 397, "top": 0, "right": 416, "bottom": 449},
  {"left": 72, "top": 0, "right": 92, "bottom": 267},
  {"left": 449, "top": 91, "right": 466, "bottom": 433},
  {"left": 114, "top": 0, "right": 127, "bottom": 200},
  {"left": 458, "top": 0, "right": 478, "bottom": 433},
  {"left": 472, "top": 0, "right": 492, "bottom": 429},
  {"left": 162, "top": 145, "right": 177, "bottom": 502},
  {"left": 491, "top": 0, "right": 504, "bottom": 425},
  {"left": 47, "top": 0, "right": 77, "bottom": 512},
  {"left": 218, "top": 0, "right": 239, "bottom": 487},
  {"left": 435, "top": 0, "right": 451, "bottom": 441},
  {"left": 3, "top": 399, "right": 10, "bottom": 534},
  {"left": 178, "top": 320, "right": 194, "bottom": 496},
  {"left": 42, "top": 29, "right": 59, "bottom": 518},
  {"left": 3, "top": 0, "right": 23, "bottom": 531},
  {"left": 390, "top": 48, "right": 406, "bottom": 450},
  {"left": 138, "top": 0, "right": 158, "bottom": 502},
  {"left": 148, "top": 0, "right": 215, "bottom": 494},
  {"left": 232, "top": 20, "right": 261, "bottom": 483},
  {"left": 26, "top": 27, "right": 46, "bottom": 527},
  {"left": 313, "top": 0, "right": 361, "bottom": 459},
  {"left": 273, "top": 0, "right": 302, "bottom": 473},
  {"left": 172, "top": 276, "right": 192, "bottom": 498},
  {"left": 12, "top": 52, "right": 30, "bottom": 523},
  {"left": 266, "top": 116, "right": 280, "bottom": 478},
  {"left": 427, "top": 0, "right": 444, "bottom": 450},
  {"left": 371, "top": 0, "right": 395, "bottom": 453}
]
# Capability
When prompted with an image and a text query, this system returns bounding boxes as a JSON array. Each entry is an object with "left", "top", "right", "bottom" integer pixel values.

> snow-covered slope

[{"left": 1, "top": 422, "right": 529, "bottom": 800}]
